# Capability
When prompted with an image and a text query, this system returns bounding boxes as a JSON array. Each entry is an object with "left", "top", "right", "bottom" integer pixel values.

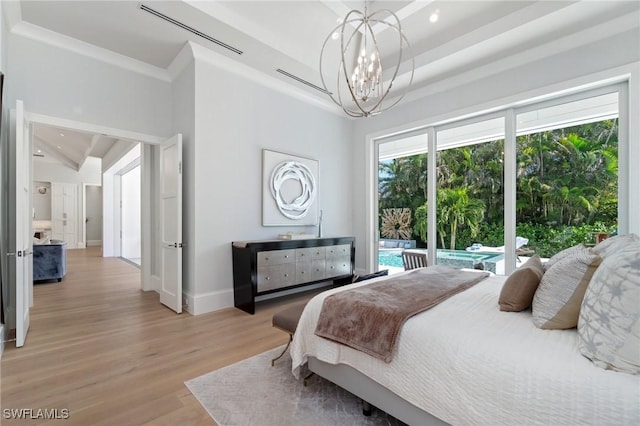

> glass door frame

[{"left": 367, "top": 82, "right": 628, "bottom": 274}]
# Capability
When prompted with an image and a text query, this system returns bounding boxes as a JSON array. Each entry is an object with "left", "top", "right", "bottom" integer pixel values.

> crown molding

[
  {"left": 167, "top": 41, "right": 195, "bottom": 80},
  {"left": 11, "top": 21, "right": 171, "bottom": 82}
]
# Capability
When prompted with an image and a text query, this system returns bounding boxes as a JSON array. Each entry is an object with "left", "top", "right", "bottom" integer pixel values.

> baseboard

[
  {"left": 151, "top": 275, "right": 161, "bottom": 291},
  {"left": 87, "top": 240, "right": 102, "bottom": 247},
  {"left": 184, "top": 289, "right": 234, "bottom": 315},
  {"left": 0, "top": 324, "right": 6, "bottom": 358},
  {"left": 77, "top": 241, "right": 87, "bottom": 249}
]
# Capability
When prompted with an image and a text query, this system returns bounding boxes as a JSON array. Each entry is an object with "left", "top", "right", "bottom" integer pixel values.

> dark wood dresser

[{"left": 232, "top": 237, "right": 355, "bottom": 314}]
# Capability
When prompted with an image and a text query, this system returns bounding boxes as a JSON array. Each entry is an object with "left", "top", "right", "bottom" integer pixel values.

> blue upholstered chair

[{"left": 33, "top": 240, "right": 67, "bottom": 282}]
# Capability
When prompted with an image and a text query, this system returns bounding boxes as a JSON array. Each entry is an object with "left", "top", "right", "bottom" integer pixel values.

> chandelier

[{"left": 320, "top": 2, "right": 414, "bottom": 118}]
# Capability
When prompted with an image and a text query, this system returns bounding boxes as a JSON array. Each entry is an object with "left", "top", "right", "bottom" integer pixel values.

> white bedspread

[{"left": 290, "top": 273, "right": 640, "bottom": 425}]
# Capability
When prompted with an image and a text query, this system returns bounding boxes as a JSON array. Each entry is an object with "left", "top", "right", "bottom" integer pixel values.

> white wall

[
  {"left": 6, "top": 31, "right": 172, "bottom": 138},
  {"left": 0, "top": 0, "right": 7, "bottom": 353},
  {"left": 32, "top": 181, "right": 51, "bottom": 219},
  {"left": 121, "top": 166, "right": 141, "bottom": 260},
  {"left": 0, "top": 2, "right": 5, "bottom": 73},
  {"left": 103, "top": 144, "right": 140, "bottom": 257},
  {"left": 352, "top": 29, "right": 640, "bottom": 271},
  {"left": 183, "top": 46, "right": 353, "bottom": 314}
]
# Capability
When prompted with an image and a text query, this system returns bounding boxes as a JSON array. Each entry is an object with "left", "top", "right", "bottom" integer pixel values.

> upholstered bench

[{"left": 271, "top": 301, "right": 308, "bottom": 366}]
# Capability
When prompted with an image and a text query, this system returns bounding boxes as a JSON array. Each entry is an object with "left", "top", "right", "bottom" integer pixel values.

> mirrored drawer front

[
  {"left": 326, "top": 244, "right": 351, "bottom": 260},
  {"left": 257, "top": 264, "right": 295, "bottom": 292},
  {"left": 296, "top": 259, "right": 326, "bottom": 283},
  {"left": 326, "top": 259, "right": 351, "bottom": 276},
  {"left": 296, "top": 246, "right": 326, "bottom": 261},
  {"left": 257, "top": 249, "right": 295, "bottom": 266}
]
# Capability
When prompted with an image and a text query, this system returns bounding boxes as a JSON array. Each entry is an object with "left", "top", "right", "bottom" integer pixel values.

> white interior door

[
  {"left": 159, "top": 134, "right": 182, "bottom": 313},
  {"left": 12, "top": 100, "right": 32, "bottom": 347}
]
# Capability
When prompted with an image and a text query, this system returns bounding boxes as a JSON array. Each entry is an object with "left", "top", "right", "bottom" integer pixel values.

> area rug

[{"left": 185, "top": 346, "right": 402, "bottom": 426}]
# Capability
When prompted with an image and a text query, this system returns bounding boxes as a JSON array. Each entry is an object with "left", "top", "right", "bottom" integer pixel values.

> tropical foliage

[{"left": 378, "top": 119, "right": 618, "bottom": 256}]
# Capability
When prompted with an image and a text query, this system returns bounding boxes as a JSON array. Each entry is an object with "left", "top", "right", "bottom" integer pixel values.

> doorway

[
  {"left": 20, "top": 110, "right": 181, "bottom": 299},
  {"left": 120, "top": 163, "right": 141, "bottom": 266},
  {"left": 84, "top": 185, "right": 103, "bottom": 249},
  {"left": 5, "top": 105, "right": 184, "bottom": 348}
]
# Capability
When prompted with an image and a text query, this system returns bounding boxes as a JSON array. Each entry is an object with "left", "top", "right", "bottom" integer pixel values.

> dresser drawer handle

[
  {"left": 301, "top": 271, "right": 305, "bottom": 274},
  {"left": 316, "top": 268, "right": 320, "bottom": 272},
  {"left": 265, "top": 276, "right": 270, "bottom": 280},
  {"left": 285, "top": 255, "right": 289, "bottom": 258},
  {"left": 284, "top": 273, "right": 288, "bottom": 277},
  {"left": 265, "top": 257, "right": 269, "bottom": 261},
  {"left": 300, "top": 253, "right": 304, "bottom": 256}
]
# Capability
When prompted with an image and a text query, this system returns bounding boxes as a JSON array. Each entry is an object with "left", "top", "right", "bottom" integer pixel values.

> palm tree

[{"left": 440, "top": 188, "right": 486, "bottom": 249}]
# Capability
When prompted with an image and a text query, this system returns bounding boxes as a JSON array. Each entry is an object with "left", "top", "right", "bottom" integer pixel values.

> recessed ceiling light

[
  {"left": 57, "top": 146, "right": 62, "bottom": 149},
  {"left": 429, "top": 10, "right": 439, "bottom": 23},
  {"left": 37, "top": 149, "right": 42, "bottom": 153},
  {"left": 60, "top": 133, "right": 65, "bottom": 137}
]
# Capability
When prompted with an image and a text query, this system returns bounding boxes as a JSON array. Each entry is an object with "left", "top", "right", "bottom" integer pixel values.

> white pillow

[
  {"left": 592, "top": 233, "right": 640, "bottom": 259},
  {"left": 578, "top": 242, "right": 640, "bottom": 374},
  {"left": 543, "top": 243, "right": 585, "bottom": 272},
  {"left": 532, "top": 247, "right": 601, "bottom": 329}
]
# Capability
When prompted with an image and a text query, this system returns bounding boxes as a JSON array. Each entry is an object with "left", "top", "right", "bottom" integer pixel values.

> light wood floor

[{"left": 1, "top": 247, "right": 317, "bottom": 425}]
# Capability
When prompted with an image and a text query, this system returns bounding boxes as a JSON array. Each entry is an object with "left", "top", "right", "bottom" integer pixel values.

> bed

[{"left": 290, "top": 270, "right": 640, "bottom": 425}]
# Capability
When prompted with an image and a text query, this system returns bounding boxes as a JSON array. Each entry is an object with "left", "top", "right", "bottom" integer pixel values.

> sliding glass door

[
  {"left": 369, "top": 83, "right": 625, "bottom": 275},
  {"left": 435, "top": 116, "right": 505, "bottom": 273},
  {"left": 515, "top": 91, "right": 619, "bottom": 261},
  {"left": 376, "top": 134, "right": 428, "bottom": 274}
]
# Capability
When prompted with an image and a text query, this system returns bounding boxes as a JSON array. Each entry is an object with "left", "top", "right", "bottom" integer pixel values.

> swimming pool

[{"left": 379, "top": 249, "right": 504, "bottom": 272}]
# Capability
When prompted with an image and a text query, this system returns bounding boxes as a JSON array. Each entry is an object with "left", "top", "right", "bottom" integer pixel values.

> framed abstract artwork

[{"left": 262, "top": 149, "right": 319, "bottom": 226}]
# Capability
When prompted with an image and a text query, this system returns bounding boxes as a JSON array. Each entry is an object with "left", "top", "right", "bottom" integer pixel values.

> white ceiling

[
  {"left": 9, "top": 1, "right": 640, "bottom": 164},
  {"left": 31, "top": 123, "right": 119, "bottom": 170}
]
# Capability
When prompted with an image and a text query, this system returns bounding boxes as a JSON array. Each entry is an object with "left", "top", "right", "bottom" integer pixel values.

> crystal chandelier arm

[
  {"left": 360, "top": 11, "right": 408, "bottom": 114},
  {"left": 341, "top": 11, "right": 370, "bottom": 116}
]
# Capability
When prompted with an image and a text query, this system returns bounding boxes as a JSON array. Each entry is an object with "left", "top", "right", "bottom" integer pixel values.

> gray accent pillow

[
  {"left": 578, "top": 242, "right": 640, "bottom": 374},
  {"left": 532, "top": 247, "right": 601, "bottom": 329},
  {"left": 499, "top": 255, "right": 544, "bottom": 312}
]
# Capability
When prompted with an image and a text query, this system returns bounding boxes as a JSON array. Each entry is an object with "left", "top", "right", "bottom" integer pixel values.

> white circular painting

[{"left": 270, "top": 161, "right": 317, "bottom": 220}]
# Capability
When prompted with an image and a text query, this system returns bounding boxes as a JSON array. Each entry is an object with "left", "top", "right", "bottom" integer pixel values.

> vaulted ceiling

[{"left": 7, "top": 1, "right": 640, "bottom": 165}]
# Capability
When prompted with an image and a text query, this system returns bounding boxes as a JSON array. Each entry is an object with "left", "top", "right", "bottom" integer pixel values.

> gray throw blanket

[{"left": 315, "top": 265, "right": 489, "bottom": 362}]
